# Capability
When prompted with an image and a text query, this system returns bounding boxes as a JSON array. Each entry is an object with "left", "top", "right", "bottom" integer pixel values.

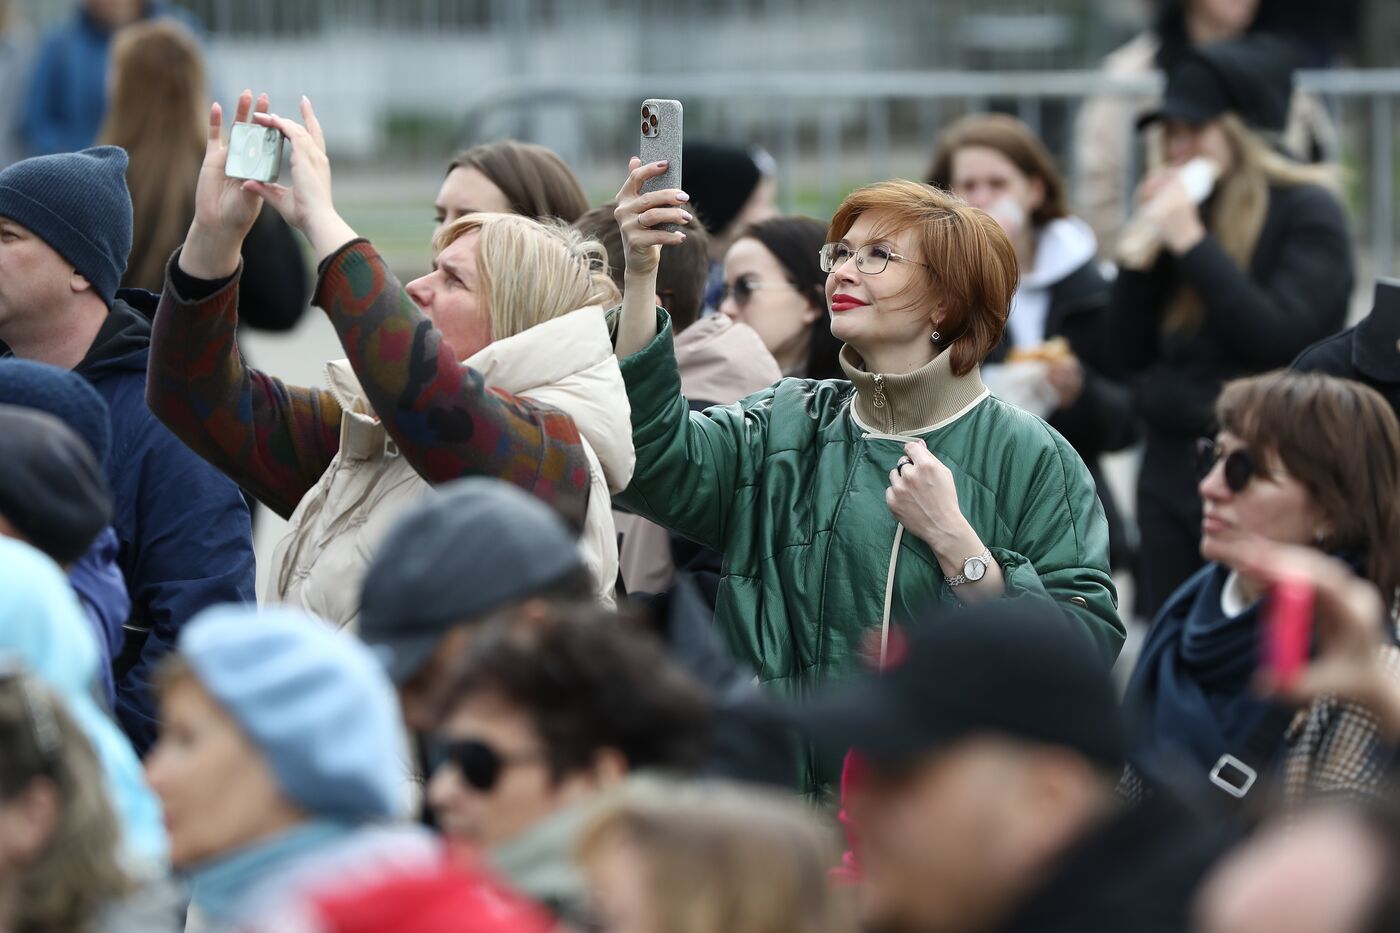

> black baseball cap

[
  {"left": 1138, "top": 34, "right": 1298, "bottom": 133},
  {"left": 797, "top": 601, "right": 1125, "bottom": 770},
  {"left": 359, "top": 478, "right": 586, "bottom": 684}
]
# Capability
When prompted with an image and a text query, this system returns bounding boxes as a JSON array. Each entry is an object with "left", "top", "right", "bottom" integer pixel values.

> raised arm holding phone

[
  {"left": 613, "top": 149, "right": 1121, "bottom": 794},
  {"left": 148, "top": 91, "right": 632, "bottom": 629}
]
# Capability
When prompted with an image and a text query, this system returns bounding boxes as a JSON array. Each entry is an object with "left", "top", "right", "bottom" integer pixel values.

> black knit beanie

[
  {"left": 0, "top": 146, "right": 132, "bottom": 306},
  {"left": 682, "top": 142, "right": 765, "bottom": 236},
  {"left": 0, "top": 405, "right": 113, "bottom": 566}
]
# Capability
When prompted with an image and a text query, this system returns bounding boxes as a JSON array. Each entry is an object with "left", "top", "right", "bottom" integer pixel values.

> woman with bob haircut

[
  {"left": 149, "top": 92, "right": 633, "bottom": 630},
  {"left": 1125, "top": 371, "right": 1400, "bottom": 808},
  {"left": 578, "top": 779, "right": 856, "bottom": 933},
  {"left": 613, "top": 163, "right": 1121, "bottom": 792}
]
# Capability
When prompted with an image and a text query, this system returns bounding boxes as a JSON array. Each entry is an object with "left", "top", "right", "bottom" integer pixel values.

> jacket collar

[
  {"left": 839, "top": 345, "right": 989, "bottom": 435},
  {"left": 1353, "top": 302, "right": 1400, "bottom": 383},
  {"left": 324, "top": 305, "right": 635, "bottom": 491}
]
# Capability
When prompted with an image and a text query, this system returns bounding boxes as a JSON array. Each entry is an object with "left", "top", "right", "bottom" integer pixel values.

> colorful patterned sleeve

[
  {"left": 315, "top": 240, "right": 591, "bottom": 526},
  {"left": 147, "top": 257, "right": 343, "bottom": 520}
]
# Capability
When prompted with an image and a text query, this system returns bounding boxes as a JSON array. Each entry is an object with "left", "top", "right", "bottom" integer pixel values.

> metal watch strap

[{"left": 945, "top": 548, "right": 994, "bottom": 588}]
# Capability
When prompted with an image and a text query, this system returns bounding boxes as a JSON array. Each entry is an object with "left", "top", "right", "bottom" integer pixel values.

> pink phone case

[{"left": 1262, "top": 577, "right": 1315, "bottom": 689}]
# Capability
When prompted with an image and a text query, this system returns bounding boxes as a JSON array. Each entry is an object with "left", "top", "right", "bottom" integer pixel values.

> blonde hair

[
  {"left": 578, "top": 780, "right": 856, "bottom": 933},
  {"left": 433, "top": 213, "right": 620, "bottom": 342},
  {"left": 0, "top": 677, "right": 130, "bottom": 932},
  {"left": 1163, "top": 113, "right": 1342, "bottom": 333},
  {"left": 97, "top": 19, "right": 207, "bottom": 291}
]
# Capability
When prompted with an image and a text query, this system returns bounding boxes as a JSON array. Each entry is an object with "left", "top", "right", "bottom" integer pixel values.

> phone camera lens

[{"left": 649, "top": 114, "right": 658, "bottom": 128}]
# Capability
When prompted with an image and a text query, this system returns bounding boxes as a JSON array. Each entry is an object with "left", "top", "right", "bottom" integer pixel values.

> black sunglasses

[
  {"left": 718, "top": 277, "right": 796, "bottom": 308},
  {"left": 1194, "top": 438, "right": 1255, "bottom": 493},
  {"left": 429, "top": 738, "right": 545, "bottom": 793}
]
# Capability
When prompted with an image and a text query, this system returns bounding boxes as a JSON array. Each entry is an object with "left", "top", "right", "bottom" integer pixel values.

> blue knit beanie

[
  {"left": 179, "top": 605, "right": 411, "bottom": 822},
  {"left": 0, "top": 147, "right": 132, "bottom": 306},
  {"left": 0, "top": 359, "right": 111, "bottom": 466}
]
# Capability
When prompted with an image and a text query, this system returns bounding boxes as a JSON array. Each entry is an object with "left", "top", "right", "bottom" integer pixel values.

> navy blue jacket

[
  {"left": 74, "top": 292, "right": 255, "bottom": 752},
  {"left": 67, "top": 526, "right": 128, "bottom": 711}
]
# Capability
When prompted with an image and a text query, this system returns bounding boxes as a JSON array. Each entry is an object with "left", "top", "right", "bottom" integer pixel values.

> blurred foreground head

[
  {"left": 359, "top": 478, "right": 595, "bottom": 732},
  {"left": 147, "top": 605, "right": 409, "bottom": 871},
  {"left": 800, "top": 601, "right": 1125, "bottom": 933},
  {"left": 1196, "top": 801, "right": 1400, "bottom": 933},
  {"left": 427, "top": 601, "right": 711, "bottom": 851},
  {"left": 578, "top": 779, "right": 856, "bottom": 933}
]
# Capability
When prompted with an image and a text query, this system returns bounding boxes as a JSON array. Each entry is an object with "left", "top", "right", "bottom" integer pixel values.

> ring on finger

[{"left": 896, "top": 456, "right": 914, "bottom": 476}]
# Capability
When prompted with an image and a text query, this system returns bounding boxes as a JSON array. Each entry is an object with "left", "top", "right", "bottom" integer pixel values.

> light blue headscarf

[{"left": 0, "top": 538, "right": 168, "bottom": 871}]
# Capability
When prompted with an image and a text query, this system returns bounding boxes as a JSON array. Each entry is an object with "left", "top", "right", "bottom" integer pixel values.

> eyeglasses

[
  {"left": 0, "top": 658, "right": 62, "bottom": 780},
  {"left": 429, "top": 737, "right": 547, "bottom": 793},
  {"left": 718, "top": 278, "right": 797, "bottom": 309},
  {"left": 819, "top": 242, "right": 929, "bottom": 275},
  {"left": 1194, "top": 438, "right": 1255, "bottom": 493}
]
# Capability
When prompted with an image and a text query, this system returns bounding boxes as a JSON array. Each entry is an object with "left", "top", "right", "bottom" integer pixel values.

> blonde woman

[
  {"left": 578, "top": 781, "right": 855, "bottom": 933},
  {"left": 1101, "top": 37, "right": 1351, "bottom": 617},
  {"left": 98, "top": 21, "right": 308, "bottom": 330},
  {"left": 0, "top": 667, "right": 132, "bottom": 933},
  {"left": 148, "top": 92, "right": 632, "bottom": 629}
]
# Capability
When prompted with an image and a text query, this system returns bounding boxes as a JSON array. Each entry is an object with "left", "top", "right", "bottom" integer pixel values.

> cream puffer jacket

[{"left": 268, "top": 305, "right": 634, "bottom": 629}]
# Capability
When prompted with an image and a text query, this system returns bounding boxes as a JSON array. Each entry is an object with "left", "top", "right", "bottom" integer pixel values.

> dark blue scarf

[{"left": 1124, "top": 563, "right": 1293, "bottom": 790}]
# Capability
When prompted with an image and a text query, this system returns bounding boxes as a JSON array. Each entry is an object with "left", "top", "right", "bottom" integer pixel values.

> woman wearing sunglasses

[
  {"left": 614, "top": 165, "right": 1121, "bottom": 795},
  {"left": 1124, "top": 370, "right": 1400, "bottom": 808},
  {"left": 718, "top": 215, "right": 844, "bottom": 380},
  {"left": 425, "top": 603, "right": 710, "bottom": 927}
]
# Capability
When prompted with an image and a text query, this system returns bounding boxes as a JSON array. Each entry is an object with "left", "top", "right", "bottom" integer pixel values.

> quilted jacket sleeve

[
  {"left": 995, "top": 426, "right": 1124, "bottom": 666},
  {"left": 614, "top": 310, "right": 772, "bottom": 553}
]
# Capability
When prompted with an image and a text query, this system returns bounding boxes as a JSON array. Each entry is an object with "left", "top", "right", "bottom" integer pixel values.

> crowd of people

[{"left": 1, "top": 0, "right": 1399, "bottom": 931}]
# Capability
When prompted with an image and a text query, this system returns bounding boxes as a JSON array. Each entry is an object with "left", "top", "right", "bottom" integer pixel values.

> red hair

[{"left": 828, "top": 180, "right": 1017, "bottom": 376}]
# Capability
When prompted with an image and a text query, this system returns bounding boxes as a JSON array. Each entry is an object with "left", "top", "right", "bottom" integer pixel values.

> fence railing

[{"left": 444, "top": 69, "right": 1400, "bottom": 278}]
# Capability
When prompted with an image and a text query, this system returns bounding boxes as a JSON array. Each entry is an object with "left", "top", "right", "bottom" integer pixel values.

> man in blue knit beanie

[{"left": 0, "top": 145, "right": 254, "bottom": 754}]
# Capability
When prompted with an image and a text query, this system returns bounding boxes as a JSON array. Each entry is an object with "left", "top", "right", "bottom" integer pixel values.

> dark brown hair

[
  {"left": 737, "top": 216, "right": 844, "bottom": 381},
  {"left": 447, "top": 140, "right": 590, "bottom": 224},
  {"left": 924, "top": 113, "right": 1070, "bottom": 228},
  {"left": 441, "top": 601, "right": 712, "bottom": 780},
  {"left": 98, "top": 19, "right": 206, "bottom": 291},
  {"left": 575, "top": 201, "right": 711, "bottom": 332},
  {"left": 1217, "top": 371, "right": 1400, "bottom": 600},
  {"left": 828, "top": 180, "right": 1018, "bottom": 377}
]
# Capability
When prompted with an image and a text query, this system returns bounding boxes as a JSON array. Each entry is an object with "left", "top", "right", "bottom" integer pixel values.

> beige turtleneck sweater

[{"left": 839, "top": 345, "right": 989, "bottom": 435}]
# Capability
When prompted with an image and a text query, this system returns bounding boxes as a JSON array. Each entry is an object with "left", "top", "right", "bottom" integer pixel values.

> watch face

[{"left": 964, "top": 556, "right": 987, "bottom": 582}]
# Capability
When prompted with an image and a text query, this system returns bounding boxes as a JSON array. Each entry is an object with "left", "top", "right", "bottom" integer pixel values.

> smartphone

[
  {"left": 1262, "top": 577, "right": 1315, "bottom": 689},
  {"left": 639, "top": 99, "right": 683, "bottom": 231},
  {"left": 226, "top": 122, "right": 284, "bottom": 184}
]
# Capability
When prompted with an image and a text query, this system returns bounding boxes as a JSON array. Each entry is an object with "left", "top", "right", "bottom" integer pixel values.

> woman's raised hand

[
  {"left": 613, "top": 157, "right": 691, "bottom": 279},
  {"left": 244, "top": 97, "right": 358, "bottom": 262},
  {"left": 614, "top": 157, "right": 693, "bottom": 357},
  {"left": 180, "top": 89, "right": 272, "bottom": 280}
]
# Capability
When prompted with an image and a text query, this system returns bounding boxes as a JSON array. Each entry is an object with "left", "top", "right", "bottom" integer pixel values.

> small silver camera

[{"left": 225, "top": 122, "right": 284, "bottom": 183}]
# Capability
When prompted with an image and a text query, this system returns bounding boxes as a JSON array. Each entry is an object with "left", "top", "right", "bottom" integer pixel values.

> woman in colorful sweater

[
  {"left": 147, "top": 92, "right": 633, "bottom": 628},
  {"left": 613, "top": 162, "right": 1122, "bottom": 793}
]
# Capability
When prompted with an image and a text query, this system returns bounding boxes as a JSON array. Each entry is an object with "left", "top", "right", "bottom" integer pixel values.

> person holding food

[{"left": 926, "top": 113, "right": 1137, "bottom": 569}]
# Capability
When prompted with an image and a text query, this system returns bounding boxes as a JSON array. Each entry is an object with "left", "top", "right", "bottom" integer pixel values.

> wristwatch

[{"left": 946, "top": 548, "right": 994, "bottom": 588}]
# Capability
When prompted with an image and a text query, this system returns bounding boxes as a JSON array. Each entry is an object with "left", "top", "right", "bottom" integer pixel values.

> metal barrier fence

[{"left": 447, "top": 69, "right": 1400, "bottom": 278}]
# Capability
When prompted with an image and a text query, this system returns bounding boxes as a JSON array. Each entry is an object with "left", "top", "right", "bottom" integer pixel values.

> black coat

[
  {"left": 991, "top": 791, "right": 1236, "bottom": 933},
  {"left": 988, "top": 258, "right": 1139, "bottom": 569},
  {"left": 1103, "top": 182, "right": 1353, "bottom": 445},
  {"left": 1293, "top": 289, "right": 1400, "bottom": 422}
]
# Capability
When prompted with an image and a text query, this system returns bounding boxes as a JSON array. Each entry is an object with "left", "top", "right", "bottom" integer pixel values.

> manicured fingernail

[
  {"left": 676, "top": 191, "right": 690, "bottom": 202},
  {"left": 657, "top": 160, "right": 669, "bottom": 167},
  {"left": 681, "top": 211, "right": 692, "bottom": 222}
]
